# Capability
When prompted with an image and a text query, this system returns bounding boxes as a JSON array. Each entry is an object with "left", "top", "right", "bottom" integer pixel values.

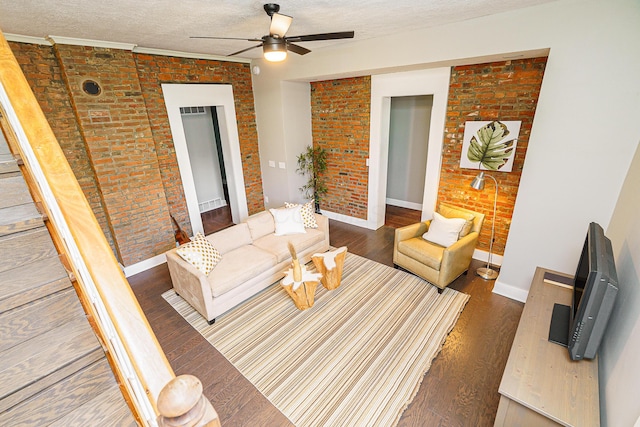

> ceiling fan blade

[
  {"left": 190, "top": 36, "right": 263, "bottom": 42},
  {"left": 286, "top": 42, "right": 311, "bottom": 56},
  {"left": 285, "top": 31, "right": 354, "bottom": 42},
  {"left": 270, "top": 12, "right": 293, "bottom": 37},
  {"left": 227, "top": 43, "right": 263, "bottom": 57}
]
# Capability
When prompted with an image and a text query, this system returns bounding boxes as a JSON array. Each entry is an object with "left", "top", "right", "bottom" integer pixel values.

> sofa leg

[
  {"left": 393, "top": 264, "right": 398, "bottom": 269},
  {"left": 437, "top": 288, "right": 444, "bottom": 294},
  {"left": 208, "top": 318, "right": 215, "bottom": 325}
]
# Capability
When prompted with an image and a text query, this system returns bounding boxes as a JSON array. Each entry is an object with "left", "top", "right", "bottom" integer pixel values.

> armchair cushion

[
  {"left": 397, "top": 237, "right": 444, "bottom": 270},
  {"left": 422, "top": 212, "right": 466, "bottom": 247}
]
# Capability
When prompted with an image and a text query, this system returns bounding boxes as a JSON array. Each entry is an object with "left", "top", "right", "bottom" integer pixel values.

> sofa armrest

[
  {"left": 165, "top": 249, "right": 215, "bottom": 321},
  {"left": 314, "top": 212, "right": 328, "bottom": 230},
  {"left": 314, "top": 213, "right": 330, "bottom": 242},
  {"left": 439, "top": 231, "right": 479, "bottom": 284}
]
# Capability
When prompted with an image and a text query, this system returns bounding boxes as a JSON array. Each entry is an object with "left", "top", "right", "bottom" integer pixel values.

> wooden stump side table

[
  {"left": 281, "top": 266, "right": 322, "bottom": 310},
  {"left": 312, "top": 246, "right": 347, "bottom": 290}
]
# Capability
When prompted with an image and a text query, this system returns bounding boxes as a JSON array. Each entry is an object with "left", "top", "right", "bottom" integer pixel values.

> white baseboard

[
  {"left": 385, "top": 198, "right": 422, "bottom": 211},
  {"left": 320, "top": 210, "right": 373, "bottom": 229},
  {"left": 472, "top": 249, "right": 503, "bottom": 267},
  {"left": 492, "top": 280, "right": 529, "bottom": 303},
  {"left": 123, "top": 253, "right": 167, "bottom": 278}
]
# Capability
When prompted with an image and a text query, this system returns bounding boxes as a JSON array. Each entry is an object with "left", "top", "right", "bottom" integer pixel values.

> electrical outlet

[
  {"left": 278, "top": 162, "right": 286, "bottom": 169},
  {"left": 268, "top": 160, "right": 275, "bottom": 168},
  {"left": 265, "top": 196, "right": 269, "bottom": 203}
]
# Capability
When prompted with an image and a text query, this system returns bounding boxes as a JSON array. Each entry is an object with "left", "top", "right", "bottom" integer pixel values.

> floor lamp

[{"left": 470, "top": 171, "right": 499, "bottom": 280}]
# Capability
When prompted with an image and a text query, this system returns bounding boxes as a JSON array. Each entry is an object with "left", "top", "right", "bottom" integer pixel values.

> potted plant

[{"left": 296, "top": 145, "right": 328, "bottom": 213}]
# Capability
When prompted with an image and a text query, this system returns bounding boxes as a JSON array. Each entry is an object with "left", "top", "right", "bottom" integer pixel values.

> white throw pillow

[
  {"left": 284, "top": 201, "right": 319, "bottom": 229},
  {"left": 422, "top": 212, "right": 466, "bottom": 247},
  {"left": 269, "top": 206, "right": 306, "bottom": 236}
]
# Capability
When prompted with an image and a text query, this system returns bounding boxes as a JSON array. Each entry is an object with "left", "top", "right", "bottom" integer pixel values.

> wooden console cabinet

[{"left": 494, "top": 267, "right": 600, "bottom": 427}]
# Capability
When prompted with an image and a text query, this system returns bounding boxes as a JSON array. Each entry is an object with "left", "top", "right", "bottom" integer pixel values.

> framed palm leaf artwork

[{"left": 460, "top": 120, "right": 521, "bottom": 172}]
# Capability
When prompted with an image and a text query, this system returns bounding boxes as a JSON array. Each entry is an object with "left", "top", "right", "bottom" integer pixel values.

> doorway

[
  {"left": 385, "top": 95, "right": 433, "bottom": 226},
  {"left": 162, "top": 84, "right": 248, "bottom": 236},
  {"left": 180, "top": 106, "right": 233, "bottom": 233},
  {"left": 367, "top": 68, "right": 451, "bottom": 230}
]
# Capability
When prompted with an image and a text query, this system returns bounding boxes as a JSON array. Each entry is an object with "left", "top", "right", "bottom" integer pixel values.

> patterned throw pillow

[
  {"left": 176, "top": 233, "right": 222, "bottom": 275},
  {"left": 284, "top": 201, "right": 319, "bottom": 229}
]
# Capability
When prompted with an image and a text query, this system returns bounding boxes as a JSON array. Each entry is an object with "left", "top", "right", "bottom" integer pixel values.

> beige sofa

[
  {"left": 166, "top": 210, "right": 330, "bottom": 323},
  {"left": 393, "top": 203, "right": 484, "bottom": 292}
]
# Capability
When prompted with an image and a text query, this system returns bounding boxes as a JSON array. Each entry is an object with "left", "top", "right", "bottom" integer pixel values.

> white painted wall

[
  {"left": 386, "top": 95, "right": 432, "bottom": 210},
  {"left": 599, "top": 141, "right": 640, "bottom": 427}
]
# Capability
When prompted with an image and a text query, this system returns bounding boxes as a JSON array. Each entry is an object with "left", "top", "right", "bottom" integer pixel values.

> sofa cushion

[
  {"left": 252, "top": 228, "right": 325, "bottom": 263},
  {"left": 245, "top": 210, "right": 276, "bottom": 240},
  {"left": 207, "top": 245, "right": 277, "bottom": 297},
  {"left": 176, "top": 233, "right": 222, "bottom": 275},
  {"left": 397, "top": 237, "right": 444, "bottom": 271},
  {"left": 269, "top": 206, "right": 306, "bottom": 236},
  {"left": 206, "top": 223, "right": 252, "bottom": 254}
]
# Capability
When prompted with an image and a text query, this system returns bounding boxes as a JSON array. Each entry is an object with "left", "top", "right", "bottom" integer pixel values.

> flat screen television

[{"left": 548, "top": 222, "right": 618, "bottom": 360}]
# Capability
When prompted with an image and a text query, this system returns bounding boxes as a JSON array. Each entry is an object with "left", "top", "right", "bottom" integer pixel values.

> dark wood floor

[
  {"left": 129, "top": 206, "right": 523, "bottom": 426},
  {"left": 201, "top": 205, "right": 233, "bottom": 235}
]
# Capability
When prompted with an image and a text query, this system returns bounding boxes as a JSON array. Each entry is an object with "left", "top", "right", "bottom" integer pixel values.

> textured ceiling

[{"left": 1, "top": 0, "right": 557, "bottom": 59}]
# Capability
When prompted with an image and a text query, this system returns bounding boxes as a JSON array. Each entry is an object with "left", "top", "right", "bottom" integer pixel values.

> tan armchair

[{"left": 393, "top": 203, "right": 485, "bottom": 293}]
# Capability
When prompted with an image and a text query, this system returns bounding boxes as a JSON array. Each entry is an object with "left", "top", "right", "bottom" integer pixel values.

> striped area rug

[{"left": 163, "top": 252, "right": 469, "bottom": 427}]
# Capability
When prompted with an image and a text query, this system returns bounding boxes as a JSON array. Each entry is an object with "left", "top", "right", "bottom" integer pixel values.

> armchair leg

[
  {"left": 437, "top": 288, "right": 444, "bottom": 294},
  {"left": 208, "top": 318, "right": 216, "bottom": 325}
]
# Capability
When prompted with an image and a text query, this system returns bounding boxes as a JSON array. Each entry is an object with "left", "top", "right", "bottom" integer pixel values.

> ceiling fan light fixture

[{"left": 263, "top": 37, "right": 287, "bottom": 62}]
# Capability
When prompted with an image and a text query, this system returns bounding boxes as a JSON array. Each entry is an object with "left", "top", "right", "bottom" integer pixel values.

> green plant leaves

[
  {"left": 467, "top": 121, "right": 515, "bottom": 170},
  {"left": 296, "top": 145, "right": 328, "bottom": 207}
]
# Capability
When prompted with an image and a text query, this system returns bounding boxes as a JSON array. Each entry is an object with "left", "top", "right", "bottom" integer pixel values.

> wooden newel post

[
  {"left": 157, "top": 375, "right": 221, "bottom": 427},
  {"left": 312, "top": 246, "right": 347, "bottom": 290}
]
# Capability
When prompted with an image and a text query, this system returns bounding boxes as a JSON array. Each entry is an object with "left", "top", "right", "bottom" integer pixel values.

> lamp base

[{"left": 476, "top": 267, "right": 498, "bottom": 280}]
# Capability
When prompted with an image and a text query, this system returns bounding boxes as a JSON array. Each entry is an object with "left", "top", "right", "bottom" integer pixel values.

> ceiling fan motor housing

[{"left": 264, "top": 3, "right": 280, "bottom": 17}]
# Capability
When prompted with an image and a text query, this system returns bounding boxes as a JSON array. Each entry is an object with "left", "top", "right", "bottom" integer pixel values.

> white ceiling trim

[
  {"left": 4, "top": 32, "right": 252, "bottom": 63},
  {"left": 133, "top": 47, "right": 251, "bottom": 64},
  {"left": 46, "top": 35, "right": 137, "bottom": 50},
  {"left": 4, "top": 33, "right": 52, "bottom": 46}
]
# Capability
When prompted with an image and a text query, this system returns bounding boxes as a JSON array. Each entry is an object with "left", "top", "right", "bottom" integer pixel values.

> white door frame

[
  {"left": 162, "top": 84, "right": 248, "bottom": 235},
  {"left": 368, "top": 68, "right": 451, "bottom": 229}
]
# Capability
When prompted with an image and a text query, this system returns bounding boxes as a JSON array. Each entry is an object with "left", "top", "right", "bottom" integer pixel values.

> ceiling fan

[{"left": 191, "top": 3, "right": 355, "bottom": 62}]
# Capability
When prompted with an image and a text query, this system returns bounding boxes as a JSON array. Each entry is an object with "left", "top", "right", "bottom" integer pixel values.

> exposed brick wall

[
  {"left": 311, "top": 77, "right": 371, "bottom": 219},
  {"left": 134, "top": 54, "right": 263, "bottom": 229},
  {"left": 11, "top": 41, "right": 263, "bottom": 266},
  {"left": 53, "top": 44, "right": 175, "bottom": 265},
  {"left": 438, "top": 58, "right": 547, "bottom": 256},
  {"left": 8, "top": 42, "right": 116, "bottom": 252}
]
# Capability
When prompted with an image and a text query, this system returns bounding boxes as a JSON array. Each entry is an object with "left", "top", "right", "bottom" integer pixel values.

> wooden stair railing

[{"left": 0, "top": 30, "right": 220, "bottom": 427}]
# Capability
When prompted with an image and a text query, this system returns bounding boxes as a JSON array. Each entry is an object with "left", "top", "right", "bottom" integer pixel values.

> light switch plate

[
  {"left": 278, "top": 162, "right": 285, "bottom": 169},
  {"left": 268, "top": 160, "right": 275, "bottom": 168}
]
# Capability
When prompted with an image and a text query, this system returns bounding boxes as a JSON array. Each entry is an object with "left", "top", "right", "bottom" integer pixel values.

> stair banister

[{"left": 0, "top": 30, "right": 219, "bottom": 427}]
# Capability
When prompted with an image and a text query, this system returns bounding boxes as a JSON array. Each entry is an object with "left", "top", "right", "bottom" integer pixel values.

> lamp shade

[
  {"left": 470, "top": 171, "right": 486, "bottom": 190},
  {"left": 263, "top": 37, "right": 287, "bottom": 62}
]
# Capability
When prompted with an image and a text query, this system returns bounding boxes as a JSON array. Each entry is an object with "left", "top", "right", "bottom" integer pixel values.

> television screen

[{"left": 548, "top": 222, "right": 618, "bottom": 360}]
